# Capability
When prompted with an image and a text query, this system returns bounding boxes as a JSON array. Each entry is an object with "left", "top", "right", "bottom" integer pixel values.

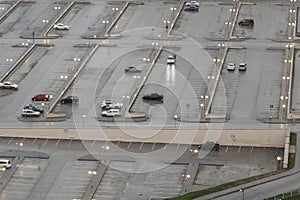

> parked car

[
  {"left": 238, "top": 19, "right": 254, "bottom": 28},
  {"left": 21, "top": 109, "right": 41, "bottom": 117},
  {"left": 239, "top": 63, "right": 247, "bottom": 71},
  {"left": 0, "top": 81, "right": 18, "bottom": 90},
  {"left": 184, "top": 5, "right": 199, "bottom": 11},
  {"left": 53, "top": 23, "right": 69, "bottom": 30},
  {"left": 143, "top": 93, "right": 164, "bottom": 101},
  {"left": 101, "top": 109, "right": 120, "bottom": 117},
  {"left": 125, "top": 66, "right": 141, "bottom": 73},
  {"left": 23, "top": 104, "right": 44, "bottom": 113},
  {"left": 198, "top": 142, "right": 220, "bottom": 151},
  {"left": 32, "top": 94, "right": 50, "bottom": 101},
  {"left": 167, "top": 55, "right": 176, "bottom": 64},
  {"left": 101, "top": 100, "right": 122, "bottom": 109},
  {"left": 185, "top": 1, "right": 200, "bottom": 7},
  {"left": 60, "top": 96, "right": 79, "bottom": 104},
  {"left": 0, "top": 159, "right": 11, "bottom": 169},
  {"left": 227, "top": 63, "right": 236, "bottom": 71}
]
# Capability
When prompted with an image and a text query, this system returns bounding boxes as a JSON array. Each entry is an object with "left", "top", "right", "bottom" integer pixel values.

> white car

[
  {"left": 53, "top": 23, "right": 69, "bottom": 30},
  {"left": 227, "top": 63, "right": 236, "bottom": 71},
  {"left": 22, "top": 109, "right": 41, "bottom": 117},
  {"left": 0, "top": 81, "right": 18, "bottom": 90},
  {"left": 101, "top": 100, "right": 122, "bottom": 109},
  {"left": 167, "top": 55, "right": 176, "bottom": 64},
  {"left": 186, "top": 1, "right": 200, "bottom": 7},
  {"left": 239, "top": 63, "right": 247, "bottom": 71},
  {"left": 102, "top": 109, "right": 120, "bottom": 117}
]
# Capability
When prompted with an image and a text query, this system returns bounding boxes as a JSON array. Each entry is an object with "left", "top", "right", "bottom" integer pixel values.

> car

[
  {"left": 60, "top": 96, "right": 79, "bottom": 104},
  {"left": 125, "top": 66, "right": 141, "bottom": 73},
  {"left": 143, "top": 93, "right": 164, "bottom": 101},
  {"left": 198, "top": 142, "right": 220, "bottom": 151},
  {"left": 23, "top": 104, "right": 44, "bottom": 113},
  {"left": 167, "top": 55, "right": 176, "bottom": 64},
  {"left": 239, "top": 63, "right": 247, "bottom": 71},
  {"left": 101, "top": 109, "right": 120, "bottom": 117},
  {"left": 184, "top": 5, "right": 199, "bottom": 11},
  {"left": 185, "top": 1, "right": 200, "bottom": 7},
  {"left": 238, "top": 19, "right": 254, "bottom": 28},
  {"left": 53, "top": 23, "right": 69, "bottom": 30},
  {"left": 0, "top": 81, "right": 18, "bottom": 90},
  {"left": 101, "top": 100, "right": 122, "bottom": 109},
  {"left": 0, "top": 159, "right": 11, "bottom": 169},
  {"left": 227, "top": 63, "right": 236, "bottom": 71},
  {"left": 21, "top": 109, "right": 41, "bottom": 117},
  {"left": 32, "top": 94, "right": 50, "bottom": 101}
]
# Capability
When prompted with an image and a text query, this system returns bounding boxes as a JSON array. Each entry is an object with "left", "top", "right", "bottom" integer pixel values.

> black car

[
  {"left": 143, "top": 93, "right": 164, "bottom": 101},
  {"left": 198, "top": 142, "right": 220, "bottom": 151},
  {"left": 60, "top": 96, "right": 79, "bottom": 104},
  {"left": 23, "top": 104, "right": 44, "bottom": 114},
  {"left": 238, "top": 19, "right": 254, "bottom": 28}
]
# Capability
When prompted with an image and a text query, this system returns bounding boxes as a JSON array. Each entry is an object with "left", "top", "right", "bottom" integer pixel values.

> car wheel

[
  {"left": 32, "top": 98, "right": 35, "bottom": 101},
  {"left": 61, "top": 101, "right": 65, "bottom": 104}
]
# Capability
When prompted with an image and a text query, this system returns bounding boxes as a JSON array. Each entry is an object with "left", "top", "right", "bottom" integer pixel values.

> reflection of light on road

[{"left": 166, "top": 65, "right": 175, "bottom": 86}]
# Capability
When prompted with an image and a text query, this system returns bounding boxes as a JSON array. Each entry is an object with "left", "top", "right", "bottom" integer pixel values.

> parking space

[
  {"left": 176, "top": 2, "right": 230, "bottom": 41},
  {"left": 44, "top": 160, "right": 98, "bottom": 200},
  {"left": 94, "top": 161, "right": 186, "bottom": 199},
  {"left": 211, "top": 49, "right": 245, "bottom": 119},
  {"left": 234, "top": 3, "right": 288, "bottom": 40},
  {"left": 0, "top": 158, "right": 48, "bottom": 200},
  {"left": 256, "top": 49, "right": 284, "bottom": 119},
  {"left": 194, "top": 146, "right": 282, "bottom": 189}
]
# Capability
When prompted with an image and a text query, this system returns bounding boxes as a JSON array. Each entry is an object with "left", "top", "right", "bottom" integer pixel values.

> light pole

[
  {"left": 82, "top": 114, "right": 86, "bottom": 128},
  {"left": 164, "top": 20, "right": 170, "bottom": 31},
  {"left": 170, "top": 7, "right": 177, "bottom": 20},
  {"left": 239, "top": 189, "right": 244, "bottom": 200},
  {"left": 54, "top": 6, "right": 61, "bottom": 17},
  {"left": 269, "top": 115, "right": 272, "bottom": 129},
  {"left": 16, "top": 142, "right": 23, "bottom": 159},
  {"left": 102, "top": 20, "right": 109, "bottom": 34},
  {"left": 277, "top": 156, "right": 282, "bottom": 170},
  {"left": 42, "top": 19, "right": 49, "bottom": 30},
  {"left": 174, "top": 115, "right": 178, "bottom": 128}
]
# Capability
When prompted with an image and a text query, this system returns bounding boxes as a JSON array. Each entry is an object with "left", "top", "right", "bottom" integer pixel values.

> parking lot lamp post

[
  {"left": 54, "top": 6, "right": 61, "bottom": 17},
  {"left": 102, "top": 20, "right": 109, "bottom": 34},
  {"left": 170, "top": 7, "right": 177, "bottom": 20},
  {"left": 164, "top": 20, "right": 170, "bottom": 31},
  {"left": 269, "top": 115, "right": 272, "bottom": 129},
  {"left": 16, "top": 142, "right": 23, "bottom": 159},
  {"left": 42, "top": 19, "right": 49, "bottom": 32},
  {"left": 82, "top": 115, "right": 86, "bottom": 128},
  {"left": 277, "top": 156, "right": 282, "bottom": 170},
  {"left": 239, "top": 189, "right": 244, "bottom": 200},
  {"left": 174, "top": 115, "right": 178, "bottom": 128}
]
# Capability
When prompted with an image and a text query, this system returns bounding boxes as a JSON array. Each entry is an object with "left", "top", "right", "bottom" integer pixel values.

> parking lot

[
  {"left": 0, "top": 136, "right": 283, "bottom": 199},
  {"left": 0, "top": 0, "right": 295, "bottom": 128}
]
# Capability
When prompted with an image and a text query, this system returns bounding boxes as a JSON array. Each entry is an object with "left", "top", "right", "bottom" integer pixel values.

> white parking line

[
  {"left": 116, "top": 141, "right": 120, "bottom": 147},
  {"left": 139, "top": 142, "right": 143, "bottom": 149},
  {"left": 176, "top": 144, "right": 180, "bottom": 152},
  {"left": 31, "top": 138, "right": 37, "bottom": 145},
  {"left": 91, "top": 140, "right": 95, "bottom": 148},
  {"left": 251, "top": 146, "right": 254, "bottom": 153},
  {"left": 152, "top": 143, "right": 156, "bottom": 150},
  {"left": 7, "top": 137, "right": 13, "bottom": 144},
  {"left": 55, "top": 139, "right": 60, "bottom": 146},
  {"left": 237, "top": 146, "right": 241, "bottom": 154},
  {"left": 225, "top": 145, "right": 229, "bottom": 153},
  {"left": 67, "top": 139, "right": 72, "bottom": 147},
  {"left": 127, "top": 142, "right": 132, "bottom": 149},
  {"left": 43, "top": 138, "right": 48, "bottom": 146}
]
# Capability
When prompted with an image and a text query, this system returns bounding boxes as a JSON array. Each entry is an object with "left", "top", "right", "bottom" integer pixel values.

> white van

[{"left": 0, "top": 159, "right": 11, "bottom": 169}]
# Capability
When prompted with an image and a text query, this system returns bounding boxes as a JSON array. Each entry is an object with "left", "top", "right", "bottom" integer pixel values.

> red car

[{"left": 32, "top": 94, "right": 50, "bottom": 101}]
